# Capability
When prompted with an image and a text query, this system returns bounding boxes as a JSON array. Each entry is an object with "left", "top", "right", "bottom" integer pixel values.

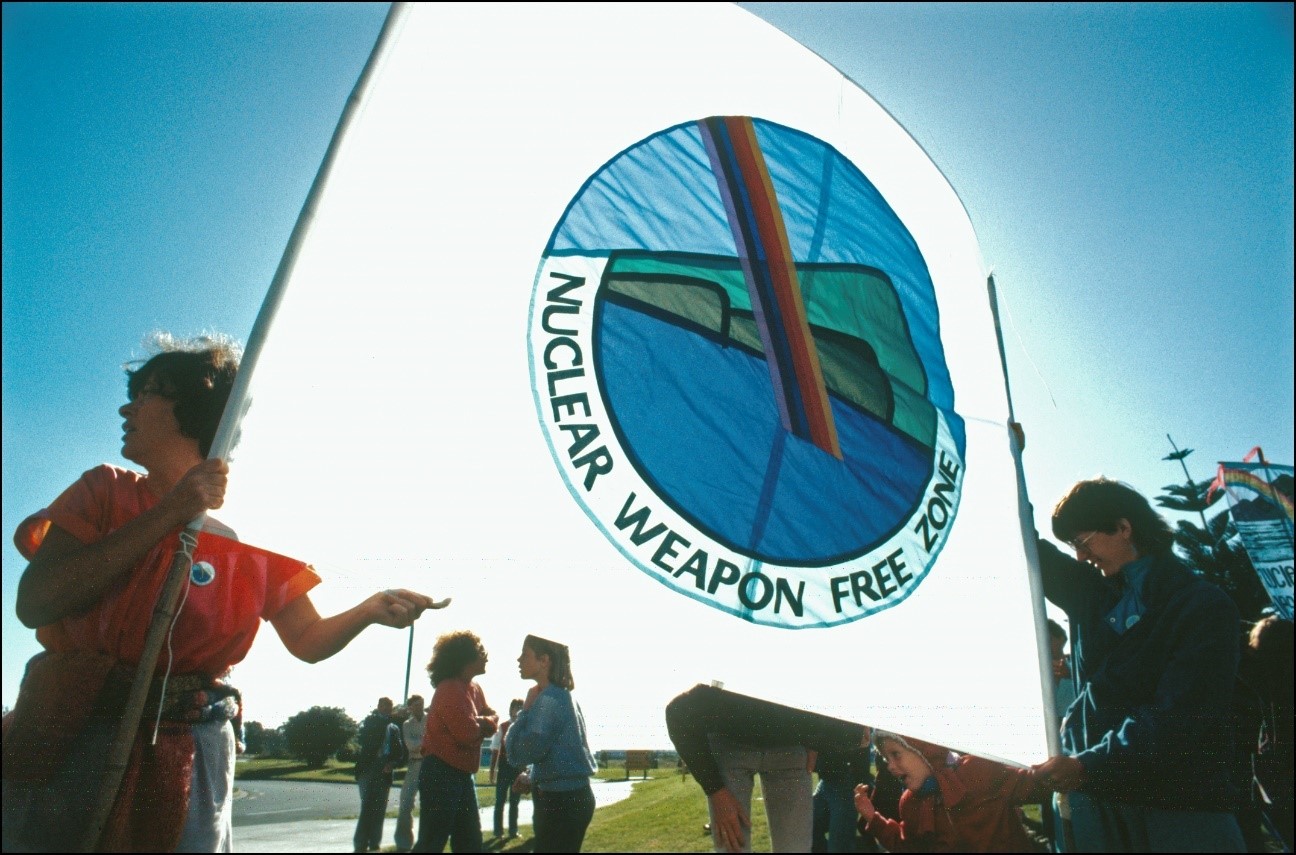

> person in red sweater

[
  {"left": 4, "top": 333, "right": 445, "bottom": 853},
  {"left": 854, "top": 731, "right": 1046, "bottom": 853},
  {"left": 415, "top": 630, "right": 497, "bottom": 853}
]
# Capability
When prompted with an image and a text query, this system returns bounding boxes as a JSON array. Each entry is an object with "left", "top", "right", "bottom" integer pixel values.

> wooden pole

[{"left": 76, "top": 524, "right": 201, "bottom": 851}]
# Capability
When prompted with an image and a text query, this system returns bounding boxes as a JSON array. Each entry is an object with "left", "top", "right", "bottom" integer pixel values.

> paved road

[
  {"left": 234, "top": 779, "right": 363, "bottom": 825},
  {"left": 231, "top": 778, "right": 639, "bottom": 852}
]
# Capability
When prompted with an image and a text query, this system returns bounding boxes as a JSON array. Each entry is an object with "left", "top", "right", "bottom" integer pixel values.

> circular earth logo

[
  {"left": 190, "top": 560, "right": 217, "bottom": 587},
  {"left": 529, "top": 116, "right": 966, "bottom": 628}
]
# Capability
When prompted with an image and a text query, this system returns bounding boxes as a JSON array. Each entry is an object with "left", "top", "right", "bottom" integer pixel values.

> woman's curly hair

[{"left": 427, "top": 630, "right": 485, "bottom": 687}]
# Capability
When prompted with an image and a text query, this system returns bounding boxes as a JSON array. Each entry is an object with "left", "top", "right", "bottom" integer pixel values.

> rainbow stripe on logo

[
  {"left": 699, "top": 116, "right": 841, "bottom": 459},
  {"left": 1216, "top": 467, "right": 1295, "bottom": 522}
]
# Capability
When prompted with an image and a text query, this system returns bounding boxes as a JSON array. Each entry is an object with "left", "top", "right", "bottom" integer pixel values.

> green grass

[
  {"left": 234, "top": 757, "right": 357, "bottom": 783},
  {"left": 579, "top": 774, "right": 772, "bottom": 854},
  {"left": 473, "top": 774, "right": 774, "bottom": 854}
]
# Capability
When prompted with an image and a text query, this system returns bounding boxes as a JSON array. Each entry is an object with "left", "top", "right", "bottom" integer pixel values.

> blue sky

[{"left": 3, "top": 2, "right": 1292, "bottom": 735}]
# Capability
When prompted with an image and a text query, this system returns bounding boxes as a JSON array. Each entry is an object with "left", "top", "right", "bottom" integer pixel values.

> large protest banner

[
  {"left": 1211, "top": 454, "right": 1295, "bottom": 619},
  {"left": 216, "top": 3, "right": 1053, "bottom": 763}
]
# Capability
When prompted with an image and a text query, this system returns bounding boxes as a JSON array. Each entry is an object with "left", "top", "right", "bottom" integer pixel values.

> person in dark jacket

[
  {"left": 665, "top": 684, "right": 869, "bottom": 853},
  {"left": 812, "top": 744, "right": 875, "bottom": 853},
  {"left": 1032, "top": 478, "right": 1246, "bottom": 852},
  {"left": 354, "top": 697, "right": 401, "bottom": 853},
  {"left": 1243, "top": 614, "right": 1294, "bottom": 851}
]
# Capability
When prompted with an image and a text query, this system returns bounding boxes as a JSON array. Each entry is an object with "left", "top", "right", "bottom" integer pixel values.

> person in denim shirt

[
  {"left": 506, "top": 635, "right": 597, "bottom": 853},
  {"left": 1033, "top": 478, "right": 1245, "bottom": 853}
]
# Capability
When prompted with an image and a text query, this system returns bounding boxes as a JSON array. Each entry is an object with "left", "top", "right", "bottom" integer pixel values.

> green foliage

[
  {"left": 242, "top": 720, "right": 288, "bottom": 757},
  {"left": 281, "top": 706, "right": 358, "bottom": 768},
  {"left": 1156, "top": 439, "right": 1271, "bottom": 620},
  {"left": 336, "top": 738, "right": 359, "bottom": 763},
  {"left": 544, "top": 775, "right": 770, "bottom": 854},
  {"left": 1170, "top": 513, "right": 1271, "bottom": 619},
  {"left": 243, "top": 720, "right": 268, "bottom": 754},
  {"left": 243, "top": 720, "right": 271, "bottom": 755},
  {"left": 234, "top": 756, "right": 356, "bottom": 782},
  {"left": 1155, "top": 479, "right": 1223, "bottom": 515},
  {"left": 264, "top": 729, "right": 289, "bottom": 758}
]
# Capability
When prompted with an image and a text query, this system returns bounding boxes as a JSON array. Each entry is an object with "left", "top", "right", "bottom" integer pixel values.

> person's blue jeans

[
  {"left": 533, "top": 782, "right": 595, "bottom": 853},
  {"left": 812, "top": 777, "right": 862, "bottom": 853},
  {"left": 707, "top": 735, "right": 811, "bottom": 853},
  {"left": 414, "top": 755, "right": 481, "bottom": 853},
  {"left": 354, "top": 767, "right": 393, "bottom": 852},
  {"left": 394, "top": 757, "right": 421, "bottom": 851},
  {"left": 492, "top": 762, "right": 520, "bottom": 837},
  {"left": 1065, "top": 791, "right": 1246, "bottom": 853}
]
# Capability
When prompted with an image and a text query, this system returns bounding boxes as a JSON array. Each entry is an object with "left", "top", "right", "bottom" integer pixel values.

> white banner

[
  {"left": 218, "top": 3, "right": 1049, "bottom": 764},
  {"left": 1212, "top": 459, "right": 1295, "bottom": 619}
]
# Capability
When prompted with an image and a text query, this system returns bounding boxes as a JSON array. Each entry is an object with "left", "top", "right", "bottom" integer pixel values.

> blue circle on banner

[{"left": 530, "top": 117, "right": 966, "bottom": 627}]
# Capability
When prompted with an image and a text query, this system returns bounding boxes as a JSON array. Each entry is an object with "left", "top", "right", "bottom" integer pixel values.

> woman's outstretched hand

[{"left": 369, "top": 589, "right": 451, "bottom": 628}]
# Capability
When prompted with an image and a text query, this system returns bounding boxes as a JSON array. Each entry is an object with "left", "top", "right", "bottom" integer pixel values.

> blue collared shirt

[{"left": 1105, "top": 556, "right": 1152, "bottom": 635}]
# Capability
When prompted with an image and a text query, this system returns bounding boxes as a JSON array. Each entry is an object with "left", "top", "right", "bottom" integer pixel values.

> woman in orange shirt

[
  {"left": 4, "top": 333, "right": 446, "bottom": 853},
  {"left": 416, "top": 630, "right": 498, "bottom": 853}
]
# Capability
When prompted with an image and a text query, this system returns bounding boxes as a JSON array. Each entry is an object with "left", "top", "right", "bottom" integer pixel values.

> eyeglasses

[
  {"left": 1069, "top": 532, "right": 1099, "bottom": 553},
  {"left": 130, "top": 382, "right": 172, "bottom": 402}
]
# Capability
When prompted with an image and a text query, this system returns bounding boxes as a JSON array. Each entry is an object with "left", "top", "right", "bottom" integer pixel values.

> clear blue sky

[{"left": 4, "top": 2, "right": 1292, "bottom": 733}]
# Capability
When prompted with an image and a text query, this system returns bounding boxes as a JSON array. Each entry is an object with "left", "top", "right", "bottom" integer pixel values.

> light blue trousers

[
  {"left": 395, "top": 757, "right": 422, "bottom": 851},
  {"left": 707, "top": 735, "right": 811, "bottom": 854}
]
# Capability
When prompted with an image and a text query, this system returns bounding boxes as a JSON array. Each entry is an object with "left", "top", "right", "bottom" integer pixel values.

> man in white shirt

[{"left": 394, "top": 695, "right": 426, "bottom": 853}]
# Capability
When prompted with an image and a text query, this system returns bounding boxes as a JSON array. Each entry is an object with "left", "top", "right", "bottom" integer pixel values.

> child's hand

[{"left": 854, "top": 783, "right": 877, "bottom": 821}]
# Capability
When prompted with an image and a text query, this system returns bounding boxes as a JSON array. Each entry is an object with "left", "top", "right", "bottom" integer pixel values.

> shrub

[
  {"left": 281, "top": 706, "right": 357, "bottom": 767},
  {"left": 243, "top": 720, "right": 271, "bottom": 755}
]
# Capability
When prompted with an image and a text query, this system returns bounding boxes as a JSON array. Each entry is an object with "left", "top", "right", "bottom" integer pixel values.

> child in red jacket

[{"left": 854, "top": 731, "right": 1046, "bottom": 853}]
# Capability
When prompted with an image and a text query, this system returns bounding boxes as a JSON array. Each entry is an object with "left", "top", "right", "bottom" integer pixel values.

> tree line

[{"left": 243, "top": 708, "right": 684, "bottom": 768}]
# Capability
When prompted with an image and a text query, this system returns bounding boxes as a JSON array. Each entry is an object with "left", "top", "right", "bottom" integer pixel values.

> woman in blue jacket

[
  {"left": 505, "top": 634, "right": 597, "bottom": 852},
  {"left": 1033, "top": 478, "right": 1245, "bottom": 853}
]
